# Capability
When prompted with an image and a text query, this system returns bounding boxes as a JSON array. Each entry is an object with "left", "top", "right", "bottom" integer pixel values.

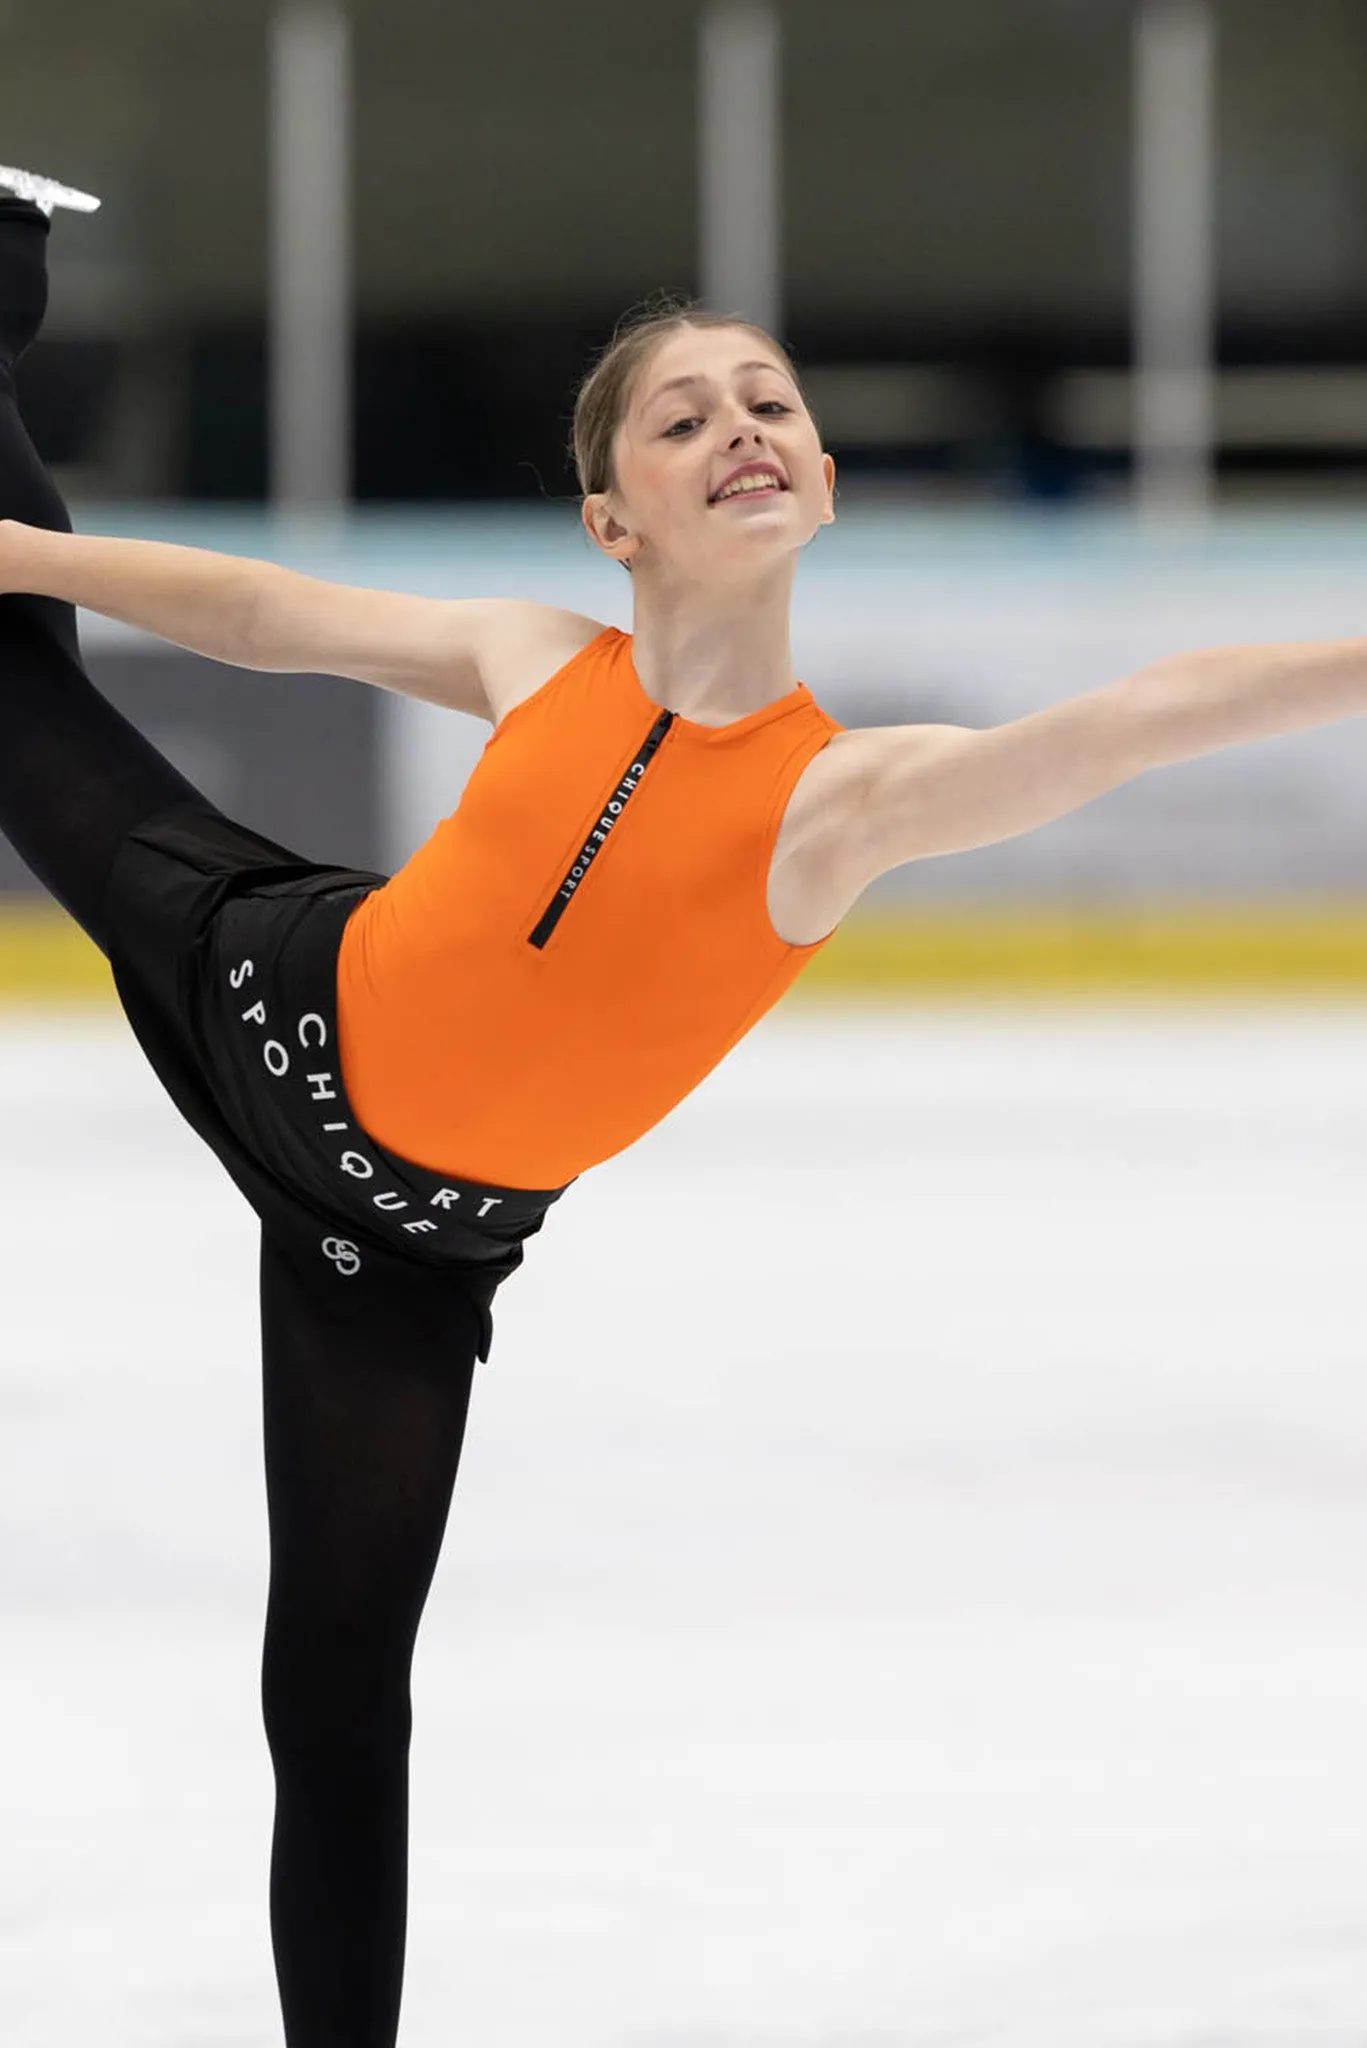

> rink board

[{"left": 11, "top": 900, "right": 1367, "bottom": 1002}]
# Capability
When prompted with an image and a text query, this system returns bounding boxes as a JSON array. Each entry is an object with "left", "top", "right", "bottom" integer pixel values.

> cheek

[
  {"left": 616, "top": 440, "right": 663, "bottom": 507},
  {"left": 796, "top": 427, "right": 827, "bottom": 483},
  {"left": 635, "top": 453, "right": 706, "bottom": 526},
  {"left": 616, "top": 426, "right": 717, "bottom": 533}
]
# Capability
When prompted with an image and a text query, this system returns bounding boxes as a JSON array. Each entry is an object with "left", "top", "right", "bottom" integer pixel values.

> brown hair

[{"left": 571, "top": 293, "right": 808, "bottom": 498}]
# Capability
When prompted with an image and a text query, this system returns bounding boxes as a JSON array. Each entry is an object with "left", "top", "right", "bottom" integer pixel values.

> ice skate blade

[{"left": 0, "top": 167, "right": 101, "bottom": 216}]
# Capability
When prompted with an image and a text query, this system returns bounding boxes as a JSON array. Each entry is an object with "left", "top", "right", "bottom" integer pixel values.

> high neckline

[{"left": 618, "top": 630, "right": 811, "bottom": 740}]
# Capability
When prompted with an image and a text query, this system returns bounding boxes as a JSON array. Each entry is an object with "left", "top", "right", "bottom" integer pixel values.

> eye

[
  {"left": 664, "top": 416, "right": 702, "bottom": 438},
  {"left": 754, "top": 401, "right": 791, "bottom": 416}
]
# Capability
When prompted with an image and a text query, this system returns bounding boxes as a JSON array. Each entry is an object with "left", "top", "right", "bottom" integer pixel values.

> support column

[
  {"left": 699, "top": 0, "right": 783, "bottom": 336},
  {"left": 269, "top": 1, "right": 352, "bottom": 517},
  {"left": 1132, "top": 0, "right": 1217, "bottom": 524}
]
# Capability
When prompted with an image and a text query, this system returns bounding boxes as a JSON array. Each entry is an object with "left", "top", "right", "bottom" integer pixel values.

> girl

[{"left": 4, "top": 172, "right": 1367, "bottom": 2048}]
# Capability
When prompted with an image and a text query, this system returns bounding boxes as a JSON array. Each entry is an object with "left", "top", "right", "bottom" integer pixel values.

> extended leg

[
  {"left": 258, "top": 1230, "right": 481, "bottom": 2048},
  {"left": 0, "top": 199, "right": 203, "bottom": 950}
]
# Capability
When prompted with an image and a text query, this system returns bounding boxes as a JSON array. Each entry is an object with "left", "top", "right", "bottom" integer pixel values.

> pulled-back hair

[{"left": 571, "top": 293, "right": 807, "bottom": 498}]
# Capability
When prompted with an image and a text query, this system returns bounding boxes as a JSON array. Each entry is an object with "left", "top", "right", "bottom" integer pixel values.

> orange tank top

[{"left": 335, "top": 626, "right": 842, "bottom": 1188}]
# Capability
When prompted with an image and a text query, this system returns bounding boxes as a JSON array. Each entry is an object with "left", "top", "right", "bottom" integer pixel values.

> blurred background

[
  {"left": 9, "top": 0, "right": 1367, "bottom": 992},
  {"left": 12, "top": 11, "right": 1367, "bottom": 2045}
]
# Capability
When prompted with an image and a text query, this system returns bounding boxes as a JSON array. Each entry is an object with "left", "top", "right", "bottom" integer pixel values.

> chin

[
  {"left": 721, "top": 509, "right": 814, "bottom": 561},
  {"left": 652, "top": 510, "right": 810, "bottom": 582}
]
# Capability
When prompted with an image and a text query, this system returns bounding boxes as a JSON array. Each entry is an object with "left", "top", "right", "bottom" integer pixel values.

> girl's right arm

[{"left": 0, "top": 520, "right": 604, "bottom": 721}]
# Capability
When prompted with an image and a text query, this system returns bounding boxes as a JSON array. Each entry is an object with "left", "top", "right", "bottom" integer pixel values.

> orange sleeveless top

[{"left": 335, "top": 626, "right": 841, "bottom": 1188}]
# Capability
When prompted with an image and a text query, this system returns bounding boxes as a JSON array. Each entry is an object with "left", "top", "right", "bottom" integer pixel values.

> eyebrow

[{"left": 643, "top": 361, "right": 794, "bottom": 407}]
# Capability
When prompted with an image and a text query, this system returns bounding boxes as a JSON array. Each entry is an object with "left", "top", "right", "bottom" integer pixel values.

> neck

[{"left": 629, "top": 560, "right": 798, "bottom": 726}]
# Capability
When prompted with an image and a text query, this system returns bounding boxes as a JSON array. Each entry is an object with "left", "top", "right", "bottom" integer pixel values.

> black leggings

[{"left": 0, "top": 201, "right": 479, "bottom": 2048}]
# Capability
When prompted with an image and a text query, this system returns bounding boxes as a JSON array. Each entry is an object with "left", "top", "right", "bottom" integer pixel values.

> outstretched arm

[
  {"left": 769, "top": 637, "right": 1367, "bottom": 941},
  {"left": 0, "top": 519, "right": 602, "bottom": 720},
  {"left": 835, "top": 639, "right": 1367, "bottom": 882}
]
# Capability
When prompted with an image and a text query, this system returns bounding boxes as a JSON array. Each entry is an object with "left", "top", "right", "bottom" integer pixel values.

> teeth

[{"left": 716, "top": 473, "right": 782, "bottom": 501}]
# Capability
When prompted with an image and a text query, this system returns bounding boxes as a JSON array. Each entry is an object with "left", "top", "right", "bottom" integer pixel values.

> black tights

[
  {"left": 259, "top": 1233, "right": 477, "bottom": 2047},
  {"left": 0, "top": 202, "right": 478, "bottom": 2047}
]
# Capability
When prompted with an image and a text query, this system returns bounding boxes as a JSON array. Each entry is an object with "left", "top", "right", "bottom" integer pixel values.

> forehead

[{"left": 632, "top": 328, "right": 794, "bottom": 412}]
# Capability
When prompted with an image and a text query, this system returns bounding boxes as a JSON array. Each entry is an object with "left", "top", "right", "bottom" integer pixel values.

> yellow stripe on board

[
  {"left": 5, "top": 901, "right": 1367, "bottom": 1003},
  {"left": 797, "top": 904, "right": 1367, "bottom": 995},
  {"left": 0, "top": 905, "right": 115, "bottom": 1001}
]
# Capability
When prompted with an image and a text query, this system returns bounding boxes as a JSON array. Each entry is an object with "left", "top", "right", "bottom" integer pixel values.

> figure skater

[{"left": 4, "top": 172, "right": 1367, "bottom": 2047}]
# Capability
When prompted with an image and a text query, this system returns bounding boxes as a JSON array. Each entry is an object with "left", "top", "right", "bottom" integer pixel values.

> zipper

[{"left": 528, "top": 710, "right": 676, "bottom": 949}]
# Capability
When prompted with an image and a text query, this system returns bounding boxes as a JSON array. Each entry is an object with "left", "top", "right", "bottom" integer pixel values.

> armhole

[
  {"left": 490, "top": 624, "right": 622, "bottom": 737},
  {"left": 757, "top": 712, "right": 845, "bottom": 953}
]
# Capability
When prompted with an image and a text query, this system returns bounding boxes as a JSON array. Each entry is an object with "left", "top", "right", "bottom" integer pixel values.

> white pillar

[
  {"left": 699, "top": 0, "right": 782, "bottom": 336},
  {"left": 269, "top": 1, "right": 352, "bottom": 517},
  {"left": 1132, "top": 0, "right": 1217, "bottom": 525}
]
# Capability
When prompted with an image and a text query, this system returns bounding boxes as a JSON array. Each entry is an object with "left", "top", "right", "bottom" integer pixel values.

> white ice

[{"left": 3, "top": 1006, "right": 1367, "bottom": 2047}]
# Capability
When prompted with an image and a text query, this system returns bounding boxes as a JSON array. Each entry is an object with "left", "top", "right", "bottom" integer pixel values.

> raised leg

[
  {"left": 258, "top": 1230, "right": 481, "bottom": 2048},
  {"left": 0, "top": 199, "right": 203, "bottom": 949}
]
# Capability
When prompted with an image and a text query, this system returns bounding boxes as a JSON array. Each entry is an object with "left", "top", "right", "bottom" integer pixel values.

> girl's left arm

[{"left": 833, "top": 639, "right": 1367, "bottom": 885}]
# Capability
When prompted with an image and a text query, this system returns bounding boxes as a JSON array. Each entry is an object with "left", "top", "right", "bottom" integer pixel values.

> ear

[
  {"left": 819, "top": 453, "right": 837, "bottom": 526},
  {"left": 581, "top": 493, "right": 640, "bottom": 567}
]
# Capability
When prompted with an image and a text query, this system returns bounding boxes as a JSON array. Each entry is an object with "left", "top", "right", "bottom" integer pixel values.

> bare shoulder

[
  {"left": 471, "top": 601, "right": 608, "bottom": 723},
  {"left": 768, "top": 723, "right": 966, "bottom": 943},
  {"left": 767, "top": 727, "right": 880, "bottom": 944}
]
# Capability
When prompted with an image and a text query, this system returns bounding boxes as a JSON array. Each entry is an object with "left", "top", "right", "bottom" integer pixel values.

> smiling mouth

[{"left": 709, "top": 472, "right": 789, "bottom": 505}]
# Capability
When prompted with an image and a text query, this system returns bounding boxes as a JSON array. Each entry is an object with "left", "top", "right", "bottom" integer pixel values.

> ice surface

[{"left": 3, "top": 1007, "right": 1367, "bottom": 2046}]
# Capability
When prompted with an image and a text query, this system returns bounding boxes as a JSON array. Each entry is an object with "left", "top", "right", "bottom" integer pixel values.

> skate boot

[
  {"left": 0, "top": 167, "right": 100, "bottom": 216},
  {"left": 0, "top": 168, "right": 98, "bottom": 370}
]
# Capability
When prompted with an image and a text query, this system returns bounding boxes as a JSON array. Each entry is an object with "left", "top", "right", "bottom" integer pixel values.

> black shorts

[{"left": 105, "top": 800, "right": 567, "bottom": 1358}]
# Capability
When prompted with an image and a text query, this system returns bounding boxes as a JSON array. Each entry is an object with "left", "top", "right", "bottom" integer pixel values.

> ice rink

[{"left": 3, "top": 1005, "right": 1367, "bottom": 2047}]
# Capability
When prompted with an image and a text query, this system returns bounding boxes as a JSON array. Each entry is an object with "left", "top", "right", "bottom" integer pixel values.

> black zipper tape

[{"left": 528, "top": 710, "right": 675, "bottom": 949}]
